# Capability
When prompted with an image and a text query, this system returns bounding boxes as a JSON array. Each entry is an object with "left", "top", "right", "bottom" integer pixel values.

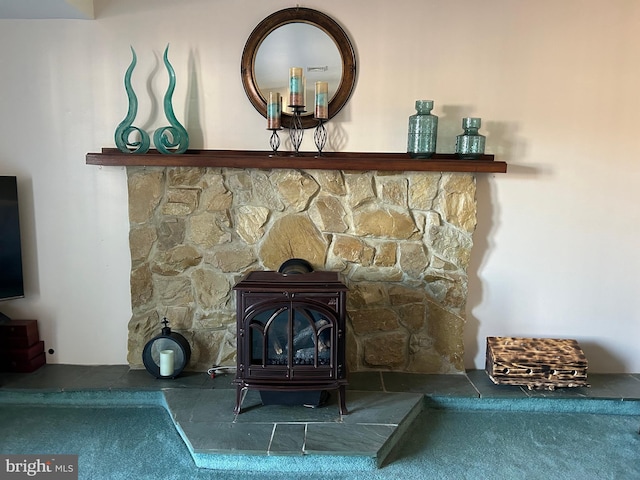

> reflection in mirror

[{"left": 254, "top": 23, "right": 342, "bottom": 115}]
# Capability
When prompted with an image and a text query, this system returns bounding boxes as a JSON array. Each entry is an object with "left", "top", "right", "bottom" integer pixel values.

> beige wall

[{"left": 1, "top": 0, "right": 639, "bottom": 372}]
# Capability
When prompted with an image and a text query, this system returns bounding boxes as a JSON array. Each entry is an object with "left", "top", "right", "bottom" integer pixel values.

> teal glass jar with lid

[
  {"left": 407, "top": 100, "right": 438, "bottom": 159},
  {"left": 455, "top": 117, "right": 486, "bottom": 159}
]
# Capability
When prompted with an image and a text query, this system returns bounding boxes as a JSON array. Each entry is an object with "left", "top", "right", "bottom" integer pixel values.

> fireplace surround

[{"left": 86, "top": 148, "right": 506, "bottom": 376}]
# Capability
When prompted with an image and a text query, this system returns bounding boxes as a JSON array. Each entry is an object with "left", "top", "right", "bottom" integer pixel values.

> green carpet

[{"left": 1, "top": 394, "right": 638, "bottom": 479}]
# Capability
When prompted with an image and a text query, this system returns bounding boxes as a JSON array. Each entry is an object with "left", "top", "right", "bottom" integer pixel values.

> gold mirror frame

[{"left": 241, "top": 7, "right": 357, "bottom": 129}]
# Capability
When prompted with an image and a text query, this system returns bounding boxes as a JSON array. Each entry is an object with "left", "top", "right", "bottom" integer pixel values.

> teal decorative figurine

[
  {"left": 153, "top": 44, "right": 189, "bottom": 154},
  {"left": 114, "top": 47, "right": 150, "bottom": 154}
]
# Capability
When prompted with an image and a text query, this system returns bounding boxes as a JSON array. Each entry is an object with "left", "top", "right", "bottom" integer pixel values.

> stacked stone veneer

[{"left": 126, "top": 166, "right": 477, "bottom": 374}]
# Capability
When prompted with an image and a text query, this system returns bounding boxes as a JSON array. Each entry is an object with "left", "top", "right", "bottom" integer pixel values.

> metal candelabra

[
  {"left": 288, "top": 106, "right": 305, "bottom": 155},
  {"left": 268, "top": 128, "right": 281, "bottom": 155},
  {"left": 314, "top": 119, "right": 327, "bottom": 155}
]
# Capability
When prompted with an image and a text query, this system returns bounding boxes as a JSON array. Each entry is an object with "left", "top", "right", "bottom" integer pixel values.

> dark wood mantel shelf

[{"left": 86, "top": 148, "right": 507, "bottom": 173}]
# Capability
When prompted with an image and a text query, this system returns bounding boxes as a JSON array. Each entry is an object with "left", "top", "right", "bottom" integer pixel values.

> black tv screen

[{"left": 0, "top": 176, "right": 25, "bottom": 301}]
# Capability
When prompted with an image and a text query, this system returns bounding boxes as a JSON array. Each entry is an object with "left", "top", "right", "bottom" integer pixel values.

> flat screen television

[{"left": 0, "top": 176, "right": 25, "bottom": 317}]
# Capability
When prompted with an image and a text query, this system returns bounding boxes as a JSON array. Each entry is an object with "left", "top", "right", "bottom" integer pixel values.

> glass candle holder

[
  {"left": 289, "top": 67, "right": 304, "bottom": 107},
  {"left": 267, "top": 92, "right": 282, "bottom": 129},
  {"left": 315, "top": 81, "right": 328, "bottom": 119}
]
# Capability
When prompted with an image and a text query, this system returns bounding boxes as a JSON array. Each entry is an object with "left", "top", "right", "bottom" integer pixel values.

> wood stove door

[{"left": 243, "top": 296, "right": 339, "bottom": 381}]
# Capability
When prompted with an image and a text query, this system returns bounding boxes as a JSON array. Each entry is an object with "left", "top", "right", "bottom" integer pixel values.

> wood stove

[{"left": 233, "top": 269, "right": 348, "bottom": 414}]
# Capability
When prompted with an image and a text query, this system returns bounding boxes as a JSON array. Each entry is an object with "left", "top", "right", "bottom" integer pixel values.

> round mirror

[{"left": 241, "top": 8, "right": 357, "bottom": 129}]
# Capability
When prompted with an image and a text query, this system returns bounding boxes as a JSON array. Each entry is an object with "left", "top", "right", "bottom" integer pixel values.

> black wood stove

[{"left": 233, "top": 268, "right": 348, "bottom": 415}]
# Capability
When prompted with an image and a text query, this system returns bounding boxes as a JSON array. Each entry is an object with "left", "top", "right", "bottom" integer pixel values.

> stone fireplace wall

[{"left": 126, "top": 166, "right": 477, "bottom": 374}]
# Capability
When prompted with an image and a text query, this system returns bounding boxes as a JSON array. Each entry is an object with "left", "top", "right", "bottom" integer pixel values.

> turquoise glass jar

[
  {"left": 407, "top": 100, "right": 438, "bottom": 159},
  {"left": 455, "top": 117, "right": 486, "bottom": 159}
]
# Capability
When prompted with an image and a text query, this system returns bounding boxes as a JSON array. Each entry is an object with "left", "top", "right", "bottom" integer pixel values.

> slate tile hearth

[{"left": 1, "top": 365, "right": 640, "bottom": 470}]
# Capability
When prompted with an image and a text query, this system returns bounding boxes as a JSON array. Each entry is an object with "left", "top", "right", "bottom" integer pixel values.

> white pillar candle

[
  {"left": 315, "top": 81, "right": 328, "bottom": 119},
  {"left": 159, "top": 349, "right": 175, "bottom": 377}
]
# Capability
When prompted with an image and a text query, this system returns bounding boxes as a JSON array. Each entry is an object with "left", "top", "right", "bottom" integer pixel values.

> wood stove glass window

[{"left": 248, "top": 301, "right": 335, "bottom": 370}]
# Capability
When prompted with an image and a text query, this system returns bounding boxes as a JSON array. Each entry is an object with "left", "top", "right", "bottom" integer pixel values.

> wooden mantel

[{"left": 86, "top": 148, "right": 507, "bottom": 173}]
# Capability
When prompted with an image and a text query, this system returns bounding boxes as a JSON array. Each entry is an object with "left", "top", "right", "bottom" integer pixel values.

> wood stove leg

[
  {"left": 338, "top": 385, "right": 348, "bottom": 415},
  {"left": 234, "top": 385, "right": 247, "bottom": 414}
]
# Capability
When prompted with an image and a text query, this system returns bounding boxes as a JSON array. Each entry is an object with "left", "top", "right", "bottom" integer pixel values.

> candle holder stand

[
  {"left": 288, "top": 106, "right": 305, "bottom": 155},
  {"left": 268, "top": 128, "right": 281, "bottom": 155},
  {"left": 314, "top": 119, "right": 327, "bottom": 155},
  {"left": 142, "top": 317, "right": 191, "bottom": 379}
]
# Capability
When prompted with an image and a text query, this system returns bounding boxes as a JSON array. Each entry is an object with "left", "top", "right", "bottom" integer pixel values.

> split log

[{"left": 293, "top": 319, "right": 329, "bottom": 350}]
